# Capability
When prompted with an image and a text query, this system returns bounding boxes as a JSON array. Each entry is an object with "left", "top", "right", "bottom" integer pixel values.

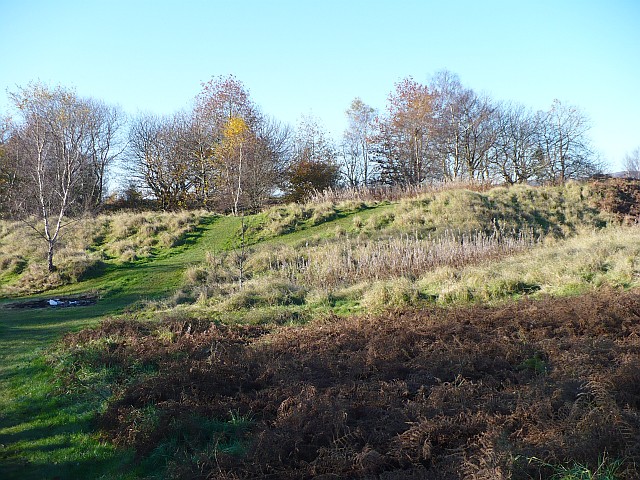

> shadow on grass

[
  {"left": 173, "top": 214, "right": 218, "bottom": 248},
  {"left": 0, "top": 297, "right": 144, "bottom": 480},
  {"left": 77, "top": 260, "right": 111, "bottom": 282},
  {"left": 0, "top": 452, "right": 135, "bottom": 480},
  {"left": 0, "top": 340, "right": 134, "bottom": 480}
]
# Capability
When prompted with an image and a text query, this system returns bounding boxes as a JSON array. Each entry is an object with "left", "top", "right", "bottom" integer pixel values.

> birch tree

[
  {"left": 342, "top": 97, "right": 376, "bottom": 186},
  {"left": 7, "top": 83, "right": 117, "bottom": 271},
  {"left": 217, "top": 116, "right": 249, "bottom": 216}
]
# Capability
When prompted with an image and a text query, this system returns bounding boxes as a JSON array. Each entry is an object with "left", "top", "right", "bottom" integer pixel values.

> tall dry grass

[
  {"left": 260, "top": 229, "right": 540, "bottom": 289},
  {"left": 106, "top": 210, "right": 202, "bottom": 262},
  {"left": 307, "top": 180, "right": 492, "bottom": 204},
  {"left": 417, "top": 224, "right": 640, "bottom": 304},
  {"left": 181, "top": 222, "right": 640, "bottom": 317}
]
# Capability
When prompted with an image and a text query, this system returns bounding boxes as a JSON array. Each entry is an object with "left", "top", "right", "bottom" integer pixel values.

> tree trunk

[
  {"left": 233, "top": 145, "right": 243, "bottom": 216},
  {"left": 47, "top": 241, "right": 56, "bottom": 273}
]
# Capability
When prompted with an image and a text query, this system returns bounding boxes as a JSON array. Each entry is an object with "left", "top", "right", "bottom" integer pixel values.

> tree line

[
  {"left": 1, "top": 72, "right": 610, "bottom": 212},
  {"left": 0, "top": 72, "right": 617, "bottom": 269},
  {"left": 343, "top": 71, "right": 603, "bottom": 188}
]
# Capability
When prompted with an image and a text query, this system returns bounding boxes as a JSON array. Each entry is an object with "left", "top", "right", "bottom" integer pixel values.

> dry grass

[
  {"left": 308, "top": 180, "right": 492, "bottom": 204},
  {"left": 181, "top": 221, "right": 639, "bottom": 317},
  {"left": 180, "top": 226, "right": 542, "bottom": 317},
  {"left": 252, "top": 201, "right": 364, "bottom": 240},
  {"left": 420, "top": 225, "right": 640, "bottom": 304},
  {"left": 106, "top": 210, "right": 202, "bottom": 261},
  {"left": 0, "top": 216, "right": 107, "bottom": 294},
  {"left": 60, "top": 289, "right": 640, "bottom": 479},
  {"left": 387, "top": 182, "right": 608, "bottom": 239},
  {"left": 301, "top": 229, "right": 539, "bottom": 289},
  {"left": 248, "top": 228, "right": 539, "bottom": 291}
]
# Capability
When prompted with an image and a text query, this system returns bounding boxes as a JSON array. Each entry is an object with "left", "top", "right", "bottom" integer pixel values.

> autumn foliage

[{"left": 284, "top": 158, "right": 340, "bottom": 203}]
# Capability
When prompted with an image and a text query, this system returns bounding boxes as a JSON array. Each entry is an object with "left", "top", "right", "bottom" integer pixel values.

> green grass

[
  {"left": 0, "top": 204, "right": 384, "bottom": 478},
  {"left": 0, "top": 214, "right": 241, "bottom": 479},
  {"left": 527, "top": 453, "right": 625, "bottom": 480},
  {"left": 0, "top": 306, "right": 137, "bottom": 479}
]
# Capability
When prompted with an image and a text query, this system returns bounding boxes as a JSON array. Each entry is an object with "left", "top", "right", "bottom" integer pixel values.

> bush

[
  {"left": 221, "top": 277, "right": 306, "bottom": 311},
  {"left": 361, "top": 278, "right": 420, "bottom": 311}
]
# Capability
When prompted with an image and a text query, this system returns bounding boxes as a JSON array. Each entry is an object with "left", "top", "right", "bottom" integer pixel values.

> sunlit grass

[{"left": 0, "top": 214, "right": 231, "bottom": 479}]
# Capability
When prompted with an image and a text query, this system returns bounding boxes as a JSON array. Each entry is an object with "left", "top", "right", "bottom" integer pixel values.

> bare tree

[
  {"left": 341, "top": 97, "right": 377, "bottom": 186},
  {"left": 430, "top": 70, "right": 466, "bottom": 180},
  {"left": 457, "top": 90, "right": 496, "bottom": 181},
  {"left": 184, "top": 112, "right": 218, "bottom": 208},
  {"left": 128, "top": 113, "right": 195, "bottom": 210},
  {"left": 83, "top": 100, "right": 125, "bottom": 210},
  {"left": 7, "top": 83, "right": 119, "bottom": 271},
  {"left": 126, "top": 76, "right": 289, "bottom": 213},
  {"left": 0, "top": 117, "right": 19, "bottom": 217},
  {"left": 623, "top": 147, "right": 640, "bottom": 176},
  {"left": 491, "top": 103, "right": 543, "bottom": 184},
  {"left": 244, "top": 117, "right": 292, "bottom": 211},
  {"left": 429, "top": 71, "right": 496, "bottom": 181},
  {"left": 537, "top": 100, "right": 600, "bottom": 183}
]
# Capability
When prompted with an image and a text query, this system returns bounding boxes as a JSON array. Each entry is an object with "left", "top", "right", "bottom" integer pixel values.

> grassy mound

[
  {"left": 0, "top": 211, "right": 204, "bottom": 296},
  {"left": 2, "top": 179, "right": 640, "bottom": 479}
]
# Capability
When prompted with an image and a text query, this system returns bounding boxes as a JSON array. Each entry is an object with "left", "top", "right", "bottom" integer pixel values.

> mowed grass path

[{"left": 0, "top": 214, "right": 245, "bottom": 479}]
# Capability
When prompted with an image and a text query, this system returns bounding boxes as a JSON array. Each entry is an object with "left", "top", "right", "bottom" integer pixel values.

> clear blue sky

[{"left": 1, "top": 0, "right": 638, "bottom": 171}]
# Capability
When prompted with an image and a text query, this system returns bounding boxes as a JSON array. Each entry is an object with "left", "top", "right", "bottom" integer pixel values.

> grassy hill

[{"left": 1, "top": 180, "right": 640, "bottom": 479}]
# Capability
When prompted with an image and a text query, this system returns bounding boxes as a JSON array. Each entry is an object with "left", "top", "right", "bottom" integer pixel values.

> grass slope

[
  {"left": 0, "top": 204, "right": 395, "bottom": 478},
  {"left": 0, "top": 180, "right": 639, "bottom": 479},
  {"left": 0, "top": 214, "right": 243, "bottom": 479}
]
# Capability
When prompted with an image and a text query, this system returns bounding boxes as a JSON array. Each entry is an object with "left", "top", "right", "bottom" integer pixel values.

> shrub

[
  {"left": 221, "top": 277, "right": 306, "bottom": 311},
  {"left": 361, "top": 278, "right": 420, "bottom": 311}
]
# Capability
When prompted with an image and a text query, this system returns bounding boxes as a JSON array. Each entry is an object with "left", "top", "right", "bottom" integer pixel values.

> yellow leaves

[
  {"left": 223, "top": 116, "right": 249, "bottom": 144},
  {"left": 217, "top": 116, "right": 251, "bottom": 159}
]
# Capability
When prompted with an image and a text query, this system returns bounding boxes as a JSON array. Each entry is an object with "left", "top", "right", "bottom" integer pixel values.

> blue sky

[{"left": 1, "top": 0, "right": 638, "bottom": 170}]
